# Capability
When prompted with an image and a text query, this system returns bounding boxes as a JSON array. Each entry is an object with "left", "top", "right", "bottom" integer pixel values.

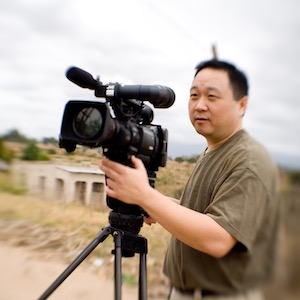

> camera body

[
  {"left": 59, "top": 100, "right": 168, "bottom": 170},
  {"left": 59, "top": 67, "right": 174, "bottom": 229}
]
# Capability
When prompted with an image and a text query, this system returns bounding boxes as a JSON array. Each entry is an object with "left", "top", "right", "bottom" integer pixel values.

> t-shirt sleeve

[{"left": 205, "top": 167, "right": 268, "bottom": 252}]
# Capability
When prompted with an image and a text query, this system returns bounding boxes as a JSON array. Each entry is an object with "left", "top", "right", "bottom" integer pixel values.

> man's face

[{"left": 189, "top": 68, "right": 247, "bottom": 144}]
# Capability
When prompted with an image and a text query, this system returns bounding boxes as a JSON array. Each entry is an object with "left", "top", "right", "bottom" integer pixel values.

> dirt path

[{"left": 0, "top": 242, "right": 138, "bottom": 300}]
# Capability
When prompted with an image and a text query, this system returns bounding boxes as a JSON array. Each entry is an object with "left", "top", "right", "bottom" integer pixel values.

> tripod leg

[
  {"left": 38, "top": 226, "right": 112, "bottom": 300},
  {"left": 139, "top": 252, "right": 147, "bottom": 300},
  {"left": 113, "top": 231, "right": 123, "bottom": 300}
]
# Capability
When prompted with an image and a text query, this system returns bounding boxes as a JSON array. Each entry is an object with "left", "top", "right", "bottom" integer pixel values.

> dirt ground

[{"left": 0, "top": 241, "right": 139, "bottom": 300}]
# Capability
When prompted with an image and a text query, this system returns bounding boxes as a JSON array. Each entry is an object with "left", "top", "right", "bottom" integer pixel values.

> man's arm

[{"left": 100, "top": 156, "right": 237, "bottom": 258}]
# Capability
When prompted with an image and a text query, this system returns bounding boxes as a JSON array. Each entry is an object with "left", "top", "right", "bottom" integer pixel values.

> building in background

[{"left": 12, "top": 162, "right": 107, "bottom": 211}]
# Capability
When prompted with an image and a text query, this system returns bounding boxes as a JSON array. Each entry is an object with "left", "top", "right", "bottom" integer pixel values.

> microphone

[{"left": 66, "top": 66, "right": 99, "bottom": 89}]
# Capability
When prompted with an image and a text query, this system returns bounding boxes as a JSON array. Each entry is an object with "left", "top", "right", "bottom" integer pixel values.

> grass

[
  {"left": 0, "top": 166, "right": 173, "bottom": 296},
  {"left": 155, "top": 160, "right": 195, "bottom": 198},
  {"left": 1, "top": 153, "right": 300, "bottom": 299},
  {"left": 0, "top": 190, "right": 171, "bottom": 297},
  {"left": 0, "top": 172, "right": 27, "bottom": 195}
]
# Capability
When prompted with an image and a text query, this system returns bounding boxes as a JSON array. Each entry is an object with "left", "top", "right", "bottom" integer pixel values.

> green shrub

[
  {"left": 47, "top": 149, "right": 56, "bottom": 155},
  {"left": 0, "top": 138, "right": 15, "bottom": 163},
  {"left": 289, "top": 171, "right": 300, "bottom": 185},
  {"left": 21, "top": 142, "right": 50, "bottom": 161}
]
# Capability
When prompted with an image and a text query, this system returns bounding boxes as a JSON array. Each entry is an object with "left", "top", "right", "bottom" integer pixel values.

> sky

[{"left": 1, "top": 0, "right": 300, "bottom": 168}]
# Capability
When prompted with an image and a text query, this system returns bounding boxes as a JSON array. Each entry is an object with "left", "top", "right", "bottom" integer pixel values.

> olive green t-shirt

[{"left": 163, "top": 130, "right": 279, "bottom": 294}]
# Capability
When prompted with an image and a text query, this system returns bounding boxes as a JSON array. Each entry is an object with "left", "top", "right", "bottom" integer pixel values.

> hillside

[{"left": 1, "top": 141, "right": 300, "bottom": 299}]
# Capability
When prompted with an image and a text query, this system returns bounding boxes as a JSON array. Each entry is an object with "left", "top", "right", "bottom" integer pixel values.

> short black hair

[{"left": 194, "top": 60, "right": 248, "bottom": 100}]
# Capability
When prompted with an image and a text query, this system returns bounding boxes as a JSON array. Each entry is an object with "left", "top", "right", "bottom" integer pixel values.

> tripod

[{"left": 38, "top": 218, "right": 148, "bottom": 300}]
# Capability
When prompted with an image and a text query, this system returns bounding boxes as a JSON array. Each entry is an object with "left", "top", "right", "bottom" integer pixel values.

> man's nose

[{"left": 194, "top": 97, "right": 208, "bottom": 111}]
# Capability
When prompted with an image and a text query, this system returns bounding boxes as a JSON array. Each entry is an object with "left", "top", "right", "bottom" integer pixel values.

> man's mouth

[{"left": 195, "top": 117, "right": 208, "bottom": 122}]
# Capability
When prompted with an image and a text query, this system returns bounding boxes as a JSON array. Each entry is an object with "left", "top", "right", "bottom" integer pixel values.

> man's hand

[
  {"left": 99, "top": 155, "right": 152, "bottom": 207},
  {"left": 144, "top": 215, "right": 157, "bottom": 226}
]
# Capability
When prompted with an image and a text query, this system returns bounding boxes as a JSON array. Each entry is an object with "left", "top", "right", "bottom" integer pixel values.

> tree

[
  {"left": 21, "top": 141, "right": 49, "bottom": 161},
  {"left": 1, "top": 129, "right": 30, "bottom": 143},
  {"left": 0, "top": 138, "right": 15, "bottom": 163},
  {"left": 42, "top": 137, "right": 58, "bottom": 145},
  {"left": 289, "top": 170, "right": 300, "bottom": 184}
]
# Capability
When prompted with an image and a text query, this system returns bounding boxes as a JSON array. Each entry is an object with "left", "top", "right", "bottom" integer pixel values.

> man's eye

[{"left": 208, "top": 94, "right": 217, "bottom": 99}]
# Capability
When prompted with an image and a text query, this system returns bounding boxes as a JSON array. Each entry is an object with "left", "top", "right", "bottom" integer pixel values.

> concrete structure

[
  {"left": 0, "top": 159, "right": 10, "bottom": 171},
  {"left": 12, "top": 161, "right": 107, "bottom": 211}
]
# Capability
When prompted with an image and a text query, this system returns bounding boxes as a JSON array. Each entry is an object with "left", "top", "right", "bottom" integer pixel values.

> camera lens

[{"left": 73, "top": 107, "right": 103, "bottom": 139}]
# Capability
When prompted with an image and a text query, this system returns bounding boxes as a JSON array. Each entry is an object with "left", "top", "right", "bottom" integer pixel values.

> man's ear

[{"left": 239, "top": 96, "right": 248, "bottom": 117}]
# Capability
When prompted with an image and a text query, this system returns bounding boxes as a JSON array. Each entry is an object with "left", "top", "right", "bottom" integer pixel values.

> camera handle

[{"left": 38, "top": 224, "right": 148, "bottom": 300}]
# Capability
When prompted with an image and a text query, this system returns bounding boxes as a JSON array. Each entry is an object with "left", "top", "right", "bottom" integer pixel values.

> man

[{"left": 100, "top": 60, "right": 279, "bottom": 299}]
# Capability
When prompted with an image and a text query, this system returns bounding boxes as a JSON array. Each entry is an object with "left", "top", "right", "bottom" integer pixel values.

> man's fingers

[
  {"left": 100, "top": 159, "right": 123, "bottom": 178},
  {"left": 131, "top": 155, "right": 148, "bottom": 173}
]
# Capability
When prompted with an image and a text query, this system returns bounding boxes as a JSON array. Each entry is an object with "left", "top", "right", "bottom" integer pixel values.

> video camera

[{"left": 59, "top": 67, "right": 175, "bottom": 235}]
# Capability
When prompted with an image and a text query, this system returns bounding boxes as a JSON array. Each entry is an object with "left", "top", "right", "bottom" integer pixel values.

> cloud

[{"left": 0, "top": 0, "right": 300, "bottom": 168}]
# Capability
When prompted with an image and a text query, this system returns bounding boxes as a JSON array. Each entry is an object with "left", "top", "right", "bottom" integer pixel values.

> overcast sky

[{"left": 1, "top": 0, "right": 300, "bottom": 168}]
